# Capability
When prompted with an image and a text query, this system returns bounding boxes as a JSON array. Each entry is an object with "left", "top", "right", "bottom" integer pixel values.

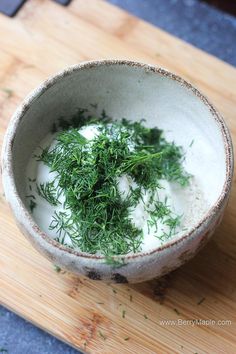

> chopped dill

[
  {"left": 112, "top": 289, "right": 117, "bottom": 294},
  {"left": 189, "top": 139, "right": 194, "bottom": 147},
  {"left": 37, "top": 182, "right": 61, "bottom": 206},
  {"left": 144, "top": 314, "right": 148, "bottom": 319},
  {"left": 197, "top": 297, "right": 206, "bottom": 305},
  {"left": 124, "top": 337, "right": 130, "bottom": 341},
  {"left": 122, "top": 310, "right": 126, "bottom": 318},
  {"left": 33, "top": 110, "right": 191, "bottom": 257},
  {"left": 174, "top": 308, "right": 180, "bottom": 315},
  {"left": 28, "top": 177, "right": 36, "bottom": 182},
  {"left": 53, "top": 265, "right": 61, "bottom": 273},
  {"left": 49, "top": 211, "right": 72, "bottom": 244},
  {"left": 1, "top": 87, "right": 13, "bottom": 98},
  {"left": 29, "top": 199, "right": 36, "bottom": 213},
  {"left": 129, "top": 295, "right": 133, "bottom": 302},
  {"left": 98, "top": 330, "right": 107, "bottom": 340}
]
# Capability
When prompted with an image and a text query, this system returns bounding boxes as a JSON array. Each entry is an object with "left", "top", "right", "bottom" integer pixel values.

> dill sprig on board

[{"left": 34, "top": 110, "right": 191, "bottom": 256}]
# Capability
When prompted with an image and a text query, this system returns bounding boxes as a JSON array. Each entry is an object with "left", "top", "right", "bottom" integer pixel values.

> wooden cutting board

[{"left": 0, "top": 0, "right": 236, "bottom": 353}]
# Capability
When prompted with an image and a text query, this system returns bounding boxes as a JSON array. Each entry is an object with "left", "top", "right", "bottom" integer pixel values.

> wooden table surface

[{"left": 0, "top": 0, "right": 236, "bottom": 353}]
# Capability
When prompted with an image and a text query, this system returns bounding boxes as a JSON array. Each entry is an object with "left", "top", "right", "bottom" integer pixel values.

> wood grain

[{"left": 0, "top": 0, "right": 236, "bottom": 353}]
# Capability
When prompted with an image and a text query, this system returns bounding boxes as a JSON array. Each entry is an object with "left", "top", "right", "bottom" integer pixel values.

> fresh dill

[
  {"left": 197, "top": 297, "right": 206, "bottom": 305},
  {"left": 189, "top": 139, "right": 194, "bottom": 147},
  {"left": 37, "top": 182, "right": 61, "bottom": 206},
  {"left": 98, "top": 330, "right": 107, "bottom": 340},
  {"left": 53, "top": 265, "right": 61, "bottom": 273},
  {"left": 174, "top": 308, "right": 180, "bottom": 315},
  {"left": 49, "top": 211, "right": 72, "bottom": 245},
  {"left": 32, "top": 110, "right": 191, "bottom": 257},
  {"left": 29, "top": 199, "right": 36, "bottom": 213},
  {"left": 28, "top": 177, "right": 36, "bottom": 182},
  {"left": 1, "top": 88, "right": 13, "bottom": 98}
]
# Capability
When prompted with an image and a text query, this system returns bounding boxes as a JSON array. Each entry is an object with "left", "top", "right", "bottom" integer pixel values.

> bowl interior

[{"left": 11, "top": 62, "right": 227, "bottom": 234}]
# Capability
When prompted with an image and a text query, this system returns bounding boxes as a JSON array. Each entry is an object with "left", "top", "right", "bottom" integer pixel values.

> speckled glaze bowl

[{"left": 2, "top": 60, "right": 234, "bottom": 283}]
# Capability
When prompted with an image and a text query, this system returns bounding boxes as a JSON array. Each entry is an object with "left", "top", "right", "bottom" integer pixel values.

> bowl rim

[{"left": 2, "top": 59, "right": 234, "bottom": 260}]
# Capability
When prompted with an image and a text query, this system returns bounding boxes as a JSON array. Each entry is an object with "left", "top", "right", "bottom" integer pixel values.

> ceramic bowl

[{"left": 2, "top": 60, "right": 233, "bottom": 283}]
